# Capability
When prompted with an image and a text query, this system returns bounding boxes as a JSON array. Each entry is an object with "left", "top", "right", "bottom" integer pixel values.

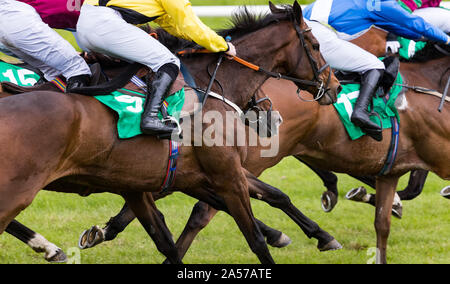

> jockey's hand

[
  {"left": 225, "top": 42, "right": 236, "bottom": 59},
  {"left": 386, "top": 40, "right": 401, "bottom": 54}
]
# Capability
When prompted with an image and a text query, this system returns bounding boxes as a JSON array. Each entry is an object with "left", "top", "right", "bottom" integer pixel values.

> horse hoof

[
  {"left": 78, "top": 229, "right": 89, "bottom": 249},
  {"left": 392, "top": 203, "right": 403, "bottom": 219},
  {"left": 86, "top": 225, "right": 105, "bottom": 248},
  {"left": 345, "top": 186, "right": 368, "bottom": 202},
  {"left": 78, "top": 225, "right": 105, "bottom": 249},
  {"left": 321, "top": 191, "right": 338, "bottom": 212},
  {"left": 441, "top": 186, "right": 450, "bottom": 199},
  {"left": 268, "top": 233, "right": 292, "bottom": 248},
  {"left": 392, "top": 192, "right": 403, "bottom": 219},
  {"left": 318, "top": 239, "right": 343, "bottom": 252},
  {"left": 45, "top": 248, "right": 68, "bottom": 263}
]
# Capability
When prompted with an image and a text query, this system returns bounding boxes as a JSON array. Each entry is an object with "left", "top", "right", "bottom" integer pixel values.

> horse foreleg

[
  {"left": 161, "top": 201, "right": 218, "bottom": 264},
  {"left": 374, "top": 176, "right": 398, "bottom": 264},
  {"left": 396, "top": 170, "right": 428, "bottom": 200},
  {"left": 347, "top": 170, "right": 428, "bottom": 219},
  {"left": 121, "top": 191, "right": 181, "bottom": 264},
  {"left": 294, "top": 156, "right": 339, "bottom": 212},
  {"left": 247, "top": 175, "right": 341, "bottom": 251}
]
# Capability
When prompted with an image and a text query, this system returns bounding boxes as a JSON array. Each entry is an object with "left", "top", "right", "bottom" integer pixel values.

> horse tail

[{"left": 69, "top": 62, "right": 143, "bottom": 96}]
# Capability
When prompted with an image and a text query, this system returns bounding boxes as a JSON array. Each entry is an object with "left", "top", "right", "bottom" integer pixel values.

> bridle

[
  {"left": 227, "top": 20, "right": 332, "bottom": 103},
  {"left": 177, "top": 18, "right": 333, "bottom": 105},
  {"left": 292, "top": 23, "right": 332, "bottom": 102}
]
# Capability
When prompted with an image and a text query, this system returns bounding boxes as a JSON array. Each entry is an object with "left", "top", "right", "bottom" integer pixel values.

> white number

[
  {"left": 115, "top": 95, "right": 144, "bottom": 113},
  {"left": 17, "top": 69, "right": 38, "bottom": 86},
  {"left": 2, "top": 69, "right": 37, "bottom": 86},
  {"left": 2, "top": 69, "right": 18, "bottom": 85}
]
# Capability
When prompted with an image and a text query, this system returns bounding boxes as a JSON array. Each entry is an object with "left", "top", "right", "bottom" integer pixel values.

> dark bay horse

[
  {"left": 91, "top": 47, "right": 450, "bottom": 264},
  {"left": 300, "top": 29, "right": 450, "bottom": 214},
  {"left": 0, "top": 2, "right": 340, "bottom": 264},
  {"left": 171, "top": 51, "right": 450, "bottom": 264},
  {"left": 315, "top": 40, "right": 450, "bottom": 214}
]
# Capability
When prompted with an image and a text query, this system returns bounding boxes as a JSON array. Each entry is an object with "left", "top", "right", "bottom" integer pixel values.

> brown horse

[
  {"left": 92, "top": 45, "right": 450, "bottom": 263},
  {"left": 172, "top": 50, "right": 450, "bottom": 264},
  {"left": 0, "top": 2, "right": 340, "bottom": 263},
  {"left": 76, "top": 30, "right": 450, "bottom": 263}
]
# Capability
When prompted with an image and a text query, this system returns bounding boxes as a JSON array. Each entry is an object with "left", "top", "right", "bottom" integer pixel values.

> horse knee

[
  {"left": 266, "top": 190, "right": 292, "bottom": 209},
  {"left": 187, "top": 202, "right": 214, "bottom": 231},
  {"left": 374, "top": 217, "right": 390, "bottom": 238}
]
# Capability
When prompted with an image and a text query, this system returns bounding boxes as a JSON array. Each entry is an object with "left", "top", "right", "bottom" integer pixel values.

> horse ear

[
  {"left": 269, "top": 1, "right": 280, "bottom": 13},
  {"left": 293, "top": 0, "right": 304, "bottom": 24}
]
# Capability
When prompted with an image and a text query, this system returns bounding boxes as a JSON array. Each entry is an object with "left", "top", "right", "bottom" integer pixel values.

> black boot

[
  {"left": 351, "top": 69, "right": 384, "bottom": 141},
  {"left": 141, "top": 64, "right": 179, "bottom": 136},
  {"left": 66, "top": 74, "right": 91, "bottom": 93}
]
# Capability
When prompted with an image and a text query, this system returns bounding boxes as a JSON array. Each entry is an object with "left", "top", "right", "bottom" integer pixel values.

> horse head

[{"left": 267, "top": 1, "right": 340, "bottom": 105}]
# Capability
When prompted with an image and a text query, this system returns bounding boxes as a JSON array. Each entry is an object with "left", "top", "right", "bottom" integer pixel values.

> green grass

[{"left": 0, "top": 157, "right": 448, "bottom": 264}]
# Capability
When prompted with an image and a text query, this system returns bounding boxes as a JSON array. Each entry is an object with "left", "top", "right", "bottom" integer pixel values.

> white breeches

[
  {"left": 76, "top": 4, "right": 180, "bottom": 72},
  {"left": 413, "top": 7, "right": 450, "bottom": 33},
  {"left": 0, "top": 0, "right": 91, "bottom": 81},
  {"left": 305, "top": 20, "right": 385, "bottom": 73}
]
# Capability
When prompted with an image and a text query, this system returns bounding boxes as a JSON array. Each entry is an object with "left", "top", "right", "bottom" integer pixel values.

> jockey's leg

[
  {"left": 413, "top": 7, "right": 450, "bottom": 33},
  {"left": 0, "top": 0, "right": 91, "bottom": 86},
  {"left": 305, "top": 20, "right": 385, "bottom": 141},
  {"left": 77, "top": 4, "right": 180, "bottom": 135}
]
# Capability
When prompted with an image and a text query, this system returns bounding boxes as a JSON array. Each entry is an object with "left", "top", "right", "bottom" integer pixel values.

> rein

[
  {"left": 177, "top": 24, "right": 331, "bottom": 105},
  {"left": 177, "top": 48, "right": 326, "bottom": 92}
]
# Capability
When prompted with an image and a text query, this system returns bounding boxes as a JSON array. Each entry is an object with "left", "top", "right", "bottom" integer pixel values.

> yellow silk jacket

[{"left": 84, "top": 0, "right": 228, "bottom": 52}]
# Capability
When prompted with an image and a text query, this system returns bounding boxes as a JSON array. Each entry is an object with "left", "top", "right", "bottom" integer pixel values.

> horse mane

[
  {"left": 143, "top": 5, "right": 295, "bottom": 54},
  {"left": 403, "top": 34, "right": 450, "bottom": 62}
]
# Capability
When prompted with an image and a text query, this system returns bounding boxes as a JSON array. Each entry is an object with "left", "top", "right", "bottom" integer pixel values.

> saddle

[{"left": 0, "top": 63, "right": 108, "bottom": 94}]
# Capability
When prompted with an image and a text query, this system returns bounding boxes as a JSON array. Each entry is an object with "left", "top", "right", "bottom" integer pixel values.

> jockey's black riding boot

[
  {"left": 141, "top": 63, "right": 179, "bottom": 136},
  {"left": 351, "top": 69, "right": 384, "bottom": 141},
  {"left": 66, "top": 74, "right": 91, "bottom": 93}
]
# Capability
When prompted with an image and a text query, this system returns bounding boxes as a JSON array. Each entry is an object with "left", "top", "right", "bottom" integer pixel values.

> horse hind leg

[
  {"left": 6, "top": 220, "right": 67, "bottom": 262},
  {"left": 247, "top": 175, "right": 342, "bottom": 251}
]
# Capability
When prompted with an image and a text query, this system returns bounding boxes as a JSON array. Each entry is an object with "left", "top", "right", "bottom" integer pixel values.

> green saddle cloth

[
  {"left": 0, "top": 61, "right": 186, "bottom": 139},
  {"left": 94, "top": 88, "right": 185, "bottom": 139},
  {"left": 0, "top": 61, "right": 40, "bottom": 86},
  {"left": 333, "top": 72, "right": 403, "bottom": 140}
]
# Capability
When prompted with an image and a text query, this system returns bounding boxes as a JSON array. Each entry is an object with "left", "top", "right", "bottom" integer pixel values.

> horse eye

[{"left": 313, "top": 43, "right": 320, "bottom": 51}]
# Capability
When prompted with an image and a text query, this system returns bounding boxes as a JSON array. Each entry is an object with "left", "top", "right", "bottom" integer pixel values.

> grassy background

[
  {"left": 0, "top": 157, "right": 448, "bottom": 264},
  {"left": 0, "top": 1, "right": 449, "bottom": 264}
]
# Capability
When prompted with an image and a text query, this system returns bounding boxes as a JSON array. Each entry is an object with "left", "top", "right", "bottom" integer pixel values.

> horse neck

[{"left": 183, "top": 23, "right": 297, "bottom": 109}]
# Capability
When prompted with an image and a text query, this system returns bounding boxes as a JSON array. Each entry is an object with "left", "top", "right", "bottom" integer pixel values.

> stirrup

[
  {"left": 156, "top": 116, "right": 182, "bottom": 140},
  {"left": 161, "top": 116, "right": 182, "bottom": 136}
]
